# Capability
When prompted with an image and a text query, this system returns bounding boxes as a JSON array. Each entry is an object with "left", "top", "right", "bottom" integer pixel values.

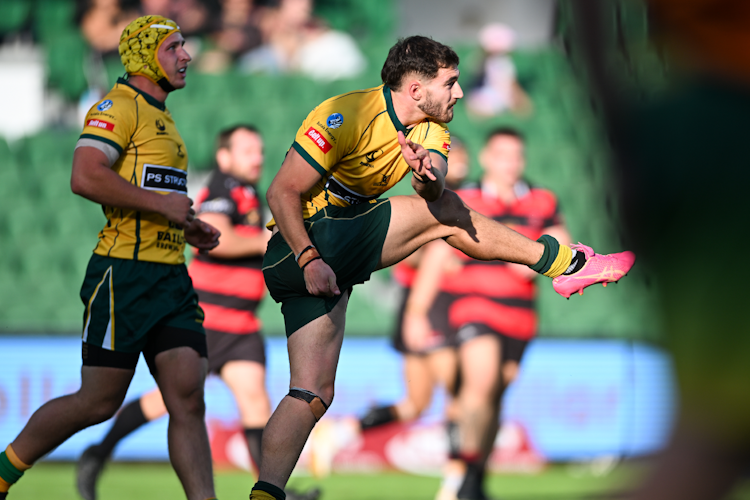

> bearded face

[{"left": 418, "top": 89, "right": 456, "bottom": 123}]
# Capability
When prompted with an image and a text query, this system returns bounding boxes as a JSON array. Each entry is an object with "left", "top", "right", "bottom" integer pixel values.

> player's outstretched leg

[
  {"left": 381, "top": 192, "right": 635, "bottom": 295},
  {"left": 77, "top": 389, "right": 166, "bottom": 500}
]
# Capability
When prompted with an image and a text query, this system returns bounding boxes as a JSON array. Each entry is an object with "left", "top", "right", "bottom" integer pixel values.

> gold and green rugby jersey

[
  {"left": 269, "top": 84, "right": 451, "bottom": 227},
  {"left": 78, "top": 77, "right": 189, "bottom": 265}
]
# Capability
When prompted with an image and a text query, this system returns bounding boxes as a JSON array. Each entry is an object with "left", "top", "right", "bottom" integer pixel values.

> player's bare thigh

[
  {"left": 287, "top": 291, "right": 349, "bottom": 401},
  {"left": 378, "top": 193, "right": 468, "bottom": 269},
  {"left": 380, "top": 191, "right": 542, "bottom": 269}
]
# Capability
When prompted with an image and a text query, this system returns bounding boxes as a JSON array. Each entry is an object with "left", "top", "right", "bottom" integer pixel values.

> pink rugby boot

[{"left": 552, "top": 243, "right": 636, "bottom": 299}]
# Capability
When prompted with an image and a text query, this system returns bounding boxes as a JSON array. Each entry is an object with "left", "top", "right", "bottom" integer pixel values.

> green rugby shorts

[
  {"left": 262, "top": 199, "right": 392, "bottom": 336},
  {"left": 80, "top": 254, "right": 206, "bottom": 369}
]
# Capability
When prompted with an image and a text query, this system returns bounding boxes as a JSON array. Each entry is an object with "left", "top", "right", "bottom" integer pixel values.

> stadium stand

[{"left": 0, "top": 0, "right": 659, "bottom": 340}]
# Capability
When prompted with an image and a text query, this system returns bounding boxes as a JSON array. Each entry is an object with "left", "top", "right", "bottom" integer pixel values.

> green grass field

[
  {"left": 9, "top": 462, "right": 750, "bottom": 499},
  {"left": 8, "top": 461, "right": 750, "bottom": 500}
]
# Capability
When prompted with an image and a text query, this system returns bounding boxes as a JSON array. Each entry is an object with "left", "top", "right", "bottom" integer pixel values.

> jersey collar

[
  {"left": 383, "top": 85, "right": 409, "bottom": 136},
  {"left": 117, "top": 77, "right": 166, "bottom": 111}
]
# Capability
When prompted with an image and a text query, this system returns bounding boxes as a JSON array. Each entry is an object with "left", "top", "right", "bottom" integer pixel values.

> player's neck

[
  {"left": 389, "top": 88, "right": 427, "bottom": 128},
  {"left": 126, "top": 75, "right": 168, "bottom": 103}
]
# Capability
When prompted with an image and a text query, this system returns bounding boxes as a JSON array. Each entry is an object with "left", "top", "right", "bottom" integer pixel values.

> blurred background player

[
  {"left": 358, "top": 137, "right": 469, "bottom": 433},
  {"left": 0, "top": 15, "right": 222, "bottom": 500},
  {"left": 410, "top": 127, "right": 570, "bottom": 500},
  {"left": 75, "top": 125, "right": 320, "bottom": 500}
]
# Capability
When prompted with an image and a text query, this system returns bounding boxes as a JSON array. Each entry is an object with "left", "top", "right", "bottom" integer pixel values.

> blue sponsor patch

[
  {"left": 326, "top": 113, "right": 344, "bottom": 129},
  {"left": 97, "top": 100, "right": 113, "bottom": 111}
]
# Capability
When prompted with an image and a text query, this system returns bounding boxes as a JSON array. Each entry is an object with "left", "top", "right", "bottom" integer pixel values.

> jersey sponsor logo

[
  {"left": 326, "top": 113, "right": 344, "bottom": 129},
  {"left": 141, "top": 164, "right": 188, "bottom": 193},
  {"left": 176, "top": 144, "right": 185, "bottom": 157},
  {"left": 97, "top": 100, "right": 113, "bottom": 111},
  {"left": 443, "top": 142, "right": 451, "bottom": 151},
  {"left": 305, "top": 127, "right": 332, "bottom": 153},
  {"left": 86, "top": 119, "right": 115, "bottom": 131},
  {"left": 316, "top": 121, "right": 338, "bottom": 142}
]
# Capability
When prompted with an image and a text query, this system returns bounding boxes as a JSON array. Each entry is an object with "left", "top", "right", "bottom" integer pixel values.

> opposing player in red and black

[
  {"left": 358, "top": 137, "right": 471, "bottom": 435},
  {"left": 76, "top": 125, "right": 319, "bottom": 500},
  {"left": 411, "top": 127, "right": 571, "bottom": 500}
]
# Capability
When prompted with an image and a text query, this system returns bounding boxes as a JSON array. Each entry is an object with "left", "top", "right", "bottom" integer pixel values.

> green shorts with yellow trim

[
  {"left": 263, "top": 199, "right": 392, "bottom": 336},
  {"left": 80, "top": 254, "right": 206, "bottom": 364}
]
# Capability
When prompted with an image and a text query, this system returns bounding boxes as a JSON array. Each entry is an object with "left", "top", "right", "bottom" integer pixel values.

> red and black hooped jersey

[
  {"left": 445, "top": 181, "right": 562, "bottom": 340},
  {"left": 188, "top": 169, "right": 265, "bottom": 335}
]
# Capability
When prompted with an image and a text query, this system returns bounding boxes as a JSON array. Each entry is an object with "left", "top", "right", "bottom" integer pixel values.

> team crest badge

[
  {"left": 97, "top": 100, "right": 113, "bottom": 111},
  {"left": 327, "top": 113, "right": 344, "bottom": 129}
]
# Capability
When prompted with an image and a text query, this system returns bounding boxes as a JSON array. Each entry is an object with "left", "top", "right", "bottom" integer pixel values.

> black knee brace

[{"left": 288, "top": 387, "right": 329, "bottom": 421}]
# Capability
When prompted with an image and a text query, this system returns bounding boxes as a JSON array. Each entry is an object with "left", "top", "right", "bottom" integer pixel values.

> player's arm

[
  {"left": 198, "top": 211, "right": 269, "bottom": 259},
  {"left": 398, "top": 131, "right": 446, "bottom": 202},
  {"left": 266, "top": 147, "right": 340, "bottom": 297},
  {"left": 71, "top": 146, "right": 195, "bottom": 226}
]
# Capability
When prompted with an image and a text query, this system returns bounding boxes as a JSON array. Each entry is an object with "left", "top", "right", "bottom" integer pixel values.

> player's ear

[{"left": 407, "top": 78, "right": 423, "bottom": 102}]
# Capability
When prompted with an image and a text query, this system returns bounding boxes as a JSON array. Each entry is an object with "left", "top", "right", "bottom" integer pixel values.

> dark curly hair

[{"left": 381, "top": 36, "right": 459, "bottom": 91}]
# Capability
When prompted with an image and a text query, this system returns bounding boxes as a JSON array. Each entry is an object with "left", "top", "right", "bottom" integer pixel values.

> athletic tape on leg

[{"left": 288, "top": 387, "right": 329, "bottom": 421}]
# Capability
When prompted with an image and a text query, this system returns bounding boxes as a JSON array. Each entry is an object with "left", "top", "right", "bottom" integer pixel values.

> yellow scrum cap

[{"left": 119, "top": 15, "right": 181, "bottom": 91}]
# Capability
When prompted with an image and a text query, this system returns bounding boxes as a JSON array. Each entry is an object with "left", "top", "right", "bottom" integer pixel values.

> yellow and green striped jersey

[
  {"left": 79, "top": 78, "right": 189, "bottom": 264},
  {"left": 269, "top": 84, "right": 451, "bottom": 227}
]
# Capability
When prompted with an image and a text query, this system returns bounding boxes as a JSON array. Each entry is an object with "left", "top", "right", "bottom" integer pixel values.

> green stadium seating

[
  {"left": 0, "top": 0, "right": 660, "bottom": 339},
  {"left": 0, "top": 0, "right": 31, "bottom": 36},
  {"left": 43, "top": 31, "right": 89, "bottom": 100}
]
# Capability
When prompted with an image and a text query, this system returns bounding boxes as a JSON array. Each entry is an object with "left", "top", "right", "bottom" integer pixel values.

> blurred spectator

[
  {"left": 197, "top": 0, "right": 264, "bottom": 73},
  {"left": 77, "top": 0, "right": 139, "bottom": 55},
  {"left": 77, "top": 0, "right": 217, "bottom": 57},
  {"left": 140, "top": 0, "right": 215, "bottom": 37},
  {"left": 239, "top": 0, "right": 365, "bottom": 80},
  {"left": 139, "top": 0, "right": 171, "bottom": 16},
  {"left": 467, "top": 23, "right": 532, "bottom": 117}
]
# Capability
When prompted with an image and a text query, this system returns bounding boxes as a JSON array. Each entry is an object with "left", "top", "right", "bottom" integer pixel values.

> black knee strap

[{"left": 288, "top": 387, "right": 329, "bottom": 421}]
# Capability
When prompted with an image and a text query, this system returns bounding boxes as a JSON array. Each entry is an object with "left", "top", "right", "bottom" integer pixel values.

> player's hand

[
  {"left": 403, "top": 311, "right": 437, "bottom": 352},
  {"left": 303, "top": 259, "right": 340, "bottom": 297},
  {"left": 398, "top": 131, "right": 437, "bottom": 182},
  {"left": 184, "top": 218, "right": 221, "bottom": 251},
  {"left": 160, "top": 192, "right": 195, "bottom": 227}
]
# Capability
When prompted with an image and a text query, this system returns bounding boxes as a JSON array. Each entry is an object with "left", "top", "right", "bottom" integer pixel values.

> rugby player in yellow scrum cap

[{"left": 0, "top": 16, "right": 223, "bottom": 500}]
